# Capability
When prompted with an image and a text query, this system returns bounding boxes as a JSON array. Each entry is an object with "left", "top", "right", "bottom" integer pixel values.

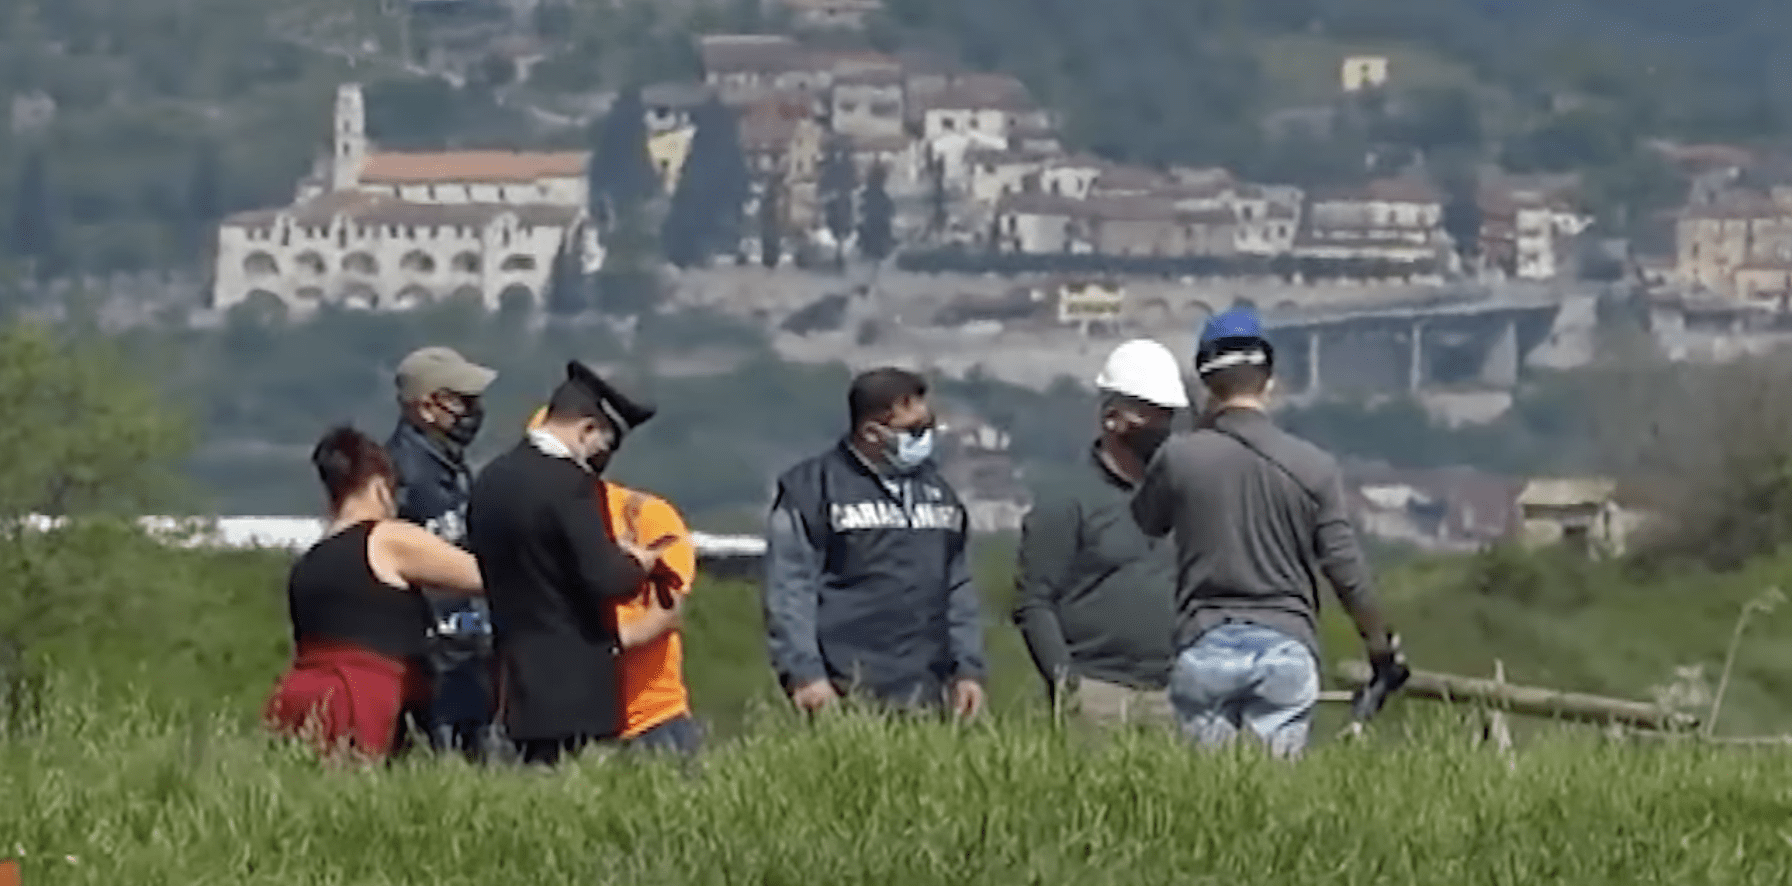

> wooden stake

[{"left": 1335, "top": 660, "right": 1698, "bottom": 732}]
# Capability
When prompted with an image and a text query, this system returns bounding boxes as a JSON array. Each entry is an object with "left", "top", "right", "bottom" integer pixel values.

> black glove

[{"left": 1350, "top": 634, "right": 1410, "bottom": 722}]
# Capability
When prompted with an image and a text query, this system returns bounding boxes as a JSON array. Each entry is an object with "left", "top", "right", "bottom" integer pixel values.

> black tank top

[{"left": 287, "top": 521, "right": 430, "bottom": 661}]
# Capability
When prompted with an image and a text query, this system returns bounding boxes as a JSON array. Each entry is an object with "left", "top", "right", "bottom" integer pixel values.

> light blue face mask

[{"left": 885, "top": 426, "right": 935, "bottom": 473}]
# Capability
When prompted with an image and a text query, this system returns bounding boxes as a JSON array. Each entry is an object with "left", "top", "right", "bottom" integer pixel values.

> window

[
  {"left": 243, "top": 252, "right": 279, "bottom": 277},
  {"left": 500, "top": 254, "right": 537, "bottom": 272}
]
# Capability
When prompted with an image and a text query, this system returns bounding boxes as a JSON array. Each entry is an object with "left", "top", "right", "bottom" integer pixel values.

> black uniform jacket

[{"left": 466, "top": 439, "right": 646, "bottom": 741}]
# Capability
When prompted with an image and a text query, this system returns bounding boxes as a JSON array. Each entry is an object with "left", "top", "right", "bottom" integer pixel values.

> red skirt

[{"left": 263, "top": 640, "right": 430, "bottom": 760}]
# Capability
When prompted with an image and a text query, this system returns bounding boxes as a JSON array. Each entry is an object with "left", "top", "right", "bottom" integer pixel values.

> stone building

[
  {"left": 213, "top": 84, "right": 595, "bottom": 315},
  {"left": 1674, "top": 188, "right": 1792, "bottom": 299}
]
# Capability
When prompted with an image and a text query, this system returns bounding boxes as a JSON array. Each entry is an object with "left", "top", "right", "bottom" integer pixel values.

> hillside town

[{"left": 209, "top": 31, "right": 1620, "bottom": 318}]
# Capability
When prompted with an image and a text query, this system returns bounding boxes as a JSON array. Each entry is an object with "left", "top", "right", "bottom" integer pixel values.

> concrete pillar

[
  {"left": 1480, "top": 318, "right": 1520, "bottom": 387},
  {"left": 1408, "top": 321, "right": 1425, "bottom": 392},
  {"left": 1307, "top": 329, "right": 1322, "bottom": 394}
]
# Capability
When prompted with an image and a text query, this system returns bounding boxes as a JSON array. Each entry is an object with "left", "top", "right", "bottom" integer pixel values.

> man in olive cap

[{"left": 387, "top": 345, "right": 500, "bottom": 759}]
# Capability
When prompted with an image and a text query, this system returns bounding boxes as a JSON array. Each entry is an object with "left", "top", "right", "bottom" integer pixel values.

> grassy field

[
  {"left": 9, "top": 522, "right": 1792, "bottom": 882},
  {"left": 7, "top": 694, "right": 1792, "bottom": 885}
]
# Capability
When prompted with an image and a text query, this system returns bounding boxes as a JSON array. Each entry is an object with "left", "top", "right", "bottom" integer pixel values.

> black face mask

[
  {"left": 1121, "top": 424, "right": 1172, "bottom": 465},
  {"left": 443, "top": 398, "right": 485, "bottom": 447},
  {"left": 585, "top": 449, "right": 613, "bottom": 475}
]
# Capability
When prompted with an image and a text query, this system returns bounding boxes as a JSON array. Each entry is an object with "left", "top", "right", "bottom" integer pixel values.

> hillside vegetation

[{"left": 3, "top": 0, "right": 1789, "bottom": 274}]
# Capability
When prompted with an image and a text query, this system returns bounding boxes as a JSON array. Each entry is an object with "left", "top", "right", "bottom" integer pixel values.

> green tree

[
  {"left": 363, "top": 77, "right": 462, "bottom": 150},
  {"left": 589, "top": 86, "right": 660, "bottom": 216},
  {"left": 857, "top": 162, "right": 895, "bottom": 260},
  {"left": 818, "top": 136, "right": 857, "bottom": 266},
  {"left": 0, "top": 322, "right": 192, "bottom": 520},
  {"left": 1439, "top": 169, "right": 1482, "bottom": 261},
  {"left": 594, "top": 205, "right": 664, "bottom": 315},
  {"left": 663, "top": 98, "right": 750, "bottom": 267},
  {"left": 11, "top": 146, "right": 57, "bottom": 281},
  {"left": 184, "top": 138, "right": 223, "bottom": 263},
  {"left": 759, "top": 174, "right": 784, "bottom": 269},
  {"left": 925, "top": 150, "right": 949, "bottom": 240}
]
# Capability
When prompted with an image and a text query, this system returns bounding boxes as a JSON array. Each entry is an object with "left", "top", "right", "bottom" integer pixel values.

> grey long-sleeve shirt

[
  {"left": 1131, "top": 408, "right": 1377, "bottom": 659},
  {"left": 1012, "top": 446, "right": 1175, "bottom": 693}
]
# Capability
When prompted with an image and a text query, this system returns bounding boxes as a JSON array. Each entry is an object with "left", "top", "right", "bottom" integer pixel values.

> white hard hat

[{"left": 1094, "top": 339, "right": 1190, "bottom": 408}]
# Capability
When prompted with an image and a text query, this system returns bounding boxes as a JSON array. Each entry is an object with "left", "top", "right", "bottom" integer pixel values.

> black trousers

[{"left": 515, "top": 734, "right": 601, "bottom": 766}]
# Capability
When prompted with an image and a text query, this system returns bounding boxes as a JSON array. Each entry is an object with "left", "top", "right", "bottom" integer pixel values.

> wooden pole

[
  {"left": 1335, "top": 660, "right": 1699, "bottom": 732},
  {"left": 1483, "top": 660, "right": 1515, "bottom": 753}
]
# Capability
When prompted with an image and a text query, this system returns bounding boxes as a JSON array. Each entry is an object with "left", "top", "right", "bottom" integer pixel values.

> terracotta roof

[
  {"left": 1650, "top": 141, "right": 1758, "bottom": 170},
  {"left": 966, "top": 147, "right": 1053, "bottom": 165},
  {"left": 1682, "top": 190, "right": 1786, "bottom": 220},
  {"left": 641, "top": 81, "right": 714, "bottom": 109},
  {"left": 1090, "top": 165, "right": 1169, "bottom": 194},
  {"left": 1518, "top": 477, "right": 1616, "bottom": 508},
  {"left": 834, "top": 68, "right": 905, "bottom": 88},
  {"left": 359, "top": 151, "right": 587, "bottom": 184},
  {"left": 894, "top": 47, "right": 961, "bottom": 77},
  {"left": 996, "top": 192, "right": 1085, "bottom": 216},
  {"left": 223, "top": 192, "right": 579, "bottom": 229},
  {"left": 920, "top": 75, "right": 1034, "bottom": 113},
  {"left": 1085, "top": 196, "right": 1180, "bottom": 222},
  {"left": 1044, "top": 153, "right": 1106, "bottom": 171},
  {"left": 1316, "top": 177, "right": 1443, "bottom": 205},
  {"left": 783, "top": 0, "right": 883, "bottom": 11},
  {"left": 848, "top": 133, "right": 911, "bottom": 153},
  {"left": 740, "top": 107, "right": 815, "bottom": 152},
  {"left": 697, "top": 34, "right": 807, "bottom": 75},
  {"left": 812, "top": 49, "right": 901, "bottom": 75}
]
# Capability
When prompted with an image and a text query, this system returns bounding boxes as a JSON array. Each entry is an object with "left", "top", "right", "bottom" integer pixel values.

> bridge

[{"left": 1254, "top": 288, "right": 1599, "bottom": 397}]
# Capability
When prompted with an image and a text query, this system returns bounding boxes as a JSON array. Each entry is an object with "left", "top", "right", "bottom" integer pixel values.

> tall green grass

[
  {"left": 11, "top": 523, "right": 1792, "bottom": 882},
  {"left": 6, "top": 689, "right": 1792, "bottom": 885}
]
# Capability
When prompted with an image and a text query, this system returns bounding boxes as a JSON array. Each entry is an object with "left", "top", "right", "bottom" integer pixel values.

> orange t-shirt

[{"left": 602, "top": 482, "right": 697, "bottom": 738}]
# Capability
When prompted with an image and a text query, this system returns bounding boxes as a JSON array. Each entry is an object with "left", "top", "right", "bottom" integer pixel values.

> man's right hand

[
  {"left": 1367, "top": 634, "right": 1410, "bottom": 688},
  {"left": 789, "top": 679, "right": 839, "bottom": 712},
  {"left": 617, "top": 491, "right": 679, "bottom": 572}
]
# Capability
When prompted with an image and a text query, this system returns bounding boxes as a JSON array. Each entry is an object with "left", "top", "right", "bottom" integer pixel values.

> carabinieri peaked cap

[{"left": 565, "top": 360, "right": 658, "bottom": 439}]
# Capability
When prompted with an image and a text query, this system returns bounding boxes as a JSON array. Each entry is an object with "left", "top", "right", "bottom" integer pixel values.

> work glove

[{"left": 1351, "top": 633, "right": 1410, "bottom": 722}]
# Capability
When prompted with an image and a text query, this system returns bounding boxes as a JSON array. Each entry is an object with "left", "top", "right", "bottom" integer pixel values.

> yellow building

[
  {"left": 1341, "top": 55, "right": 1390, "bottom": 93},
  {"left": 648, "top": 127, "right": 696, "bottom": 193}
]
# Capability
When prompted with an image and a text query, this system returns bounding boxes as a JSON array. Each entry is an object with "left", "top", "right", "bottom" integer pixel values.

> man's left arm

[
  {"left": 1313, "top": 465, "right": 1393, "bottom": 657},
  {"left": 944, "top": 513, "right": 987, "bottom": 683},
  {"left": 1130, "top": 444, "right": 1178, "bottom": 538}
]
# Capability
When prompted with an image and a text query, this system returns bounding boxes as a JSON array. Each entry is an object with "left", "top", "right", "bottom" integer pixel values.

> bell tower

[{"left": 330, "top": 83, "right": 367, "bottom": 192}]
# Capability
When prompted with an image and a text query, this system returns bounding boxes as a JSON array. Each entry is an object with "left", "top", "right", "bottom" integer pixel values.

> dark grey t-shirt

[
  {"left": 1130, "top": 408, "right": 1376, "bottom": 659},
  {"left": 1012, "top": 447, "right": 1176, "bottom": 691}
]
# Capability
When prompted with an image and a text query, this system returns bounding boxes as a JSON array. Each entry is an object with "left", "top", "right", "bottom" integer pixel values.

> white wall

[{"left": 214, "top": 211, "right": 577, "bottom": 314}]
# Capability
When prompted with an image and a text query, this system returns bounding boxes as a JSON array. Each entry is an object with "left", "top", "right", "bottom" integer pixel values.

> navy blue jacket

[
  {"left": 388, "top": 419, "right": 473, "bottom": 546},
  {"left": 386, "top": 419, "right": 492, "bottom": 727},
  {"left": 762, "top": 440, "right": 986, "bottom": 705}
]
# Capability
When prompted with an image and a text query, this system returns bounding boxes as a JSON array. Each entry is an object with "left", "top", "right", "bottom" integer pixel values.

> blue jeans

[
  {"left": 1170, "top": 622, "right": 1320, "bottom": 758},
  {"left": 627, "top": 714, "right": 703, "bottom": 758}
]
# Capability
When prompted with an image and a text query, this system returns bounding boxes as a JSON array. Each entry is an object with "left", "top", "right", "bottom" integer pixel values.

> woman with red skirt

[{"left": 264, "top": 426, "right": 485, "bottom": 761}]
